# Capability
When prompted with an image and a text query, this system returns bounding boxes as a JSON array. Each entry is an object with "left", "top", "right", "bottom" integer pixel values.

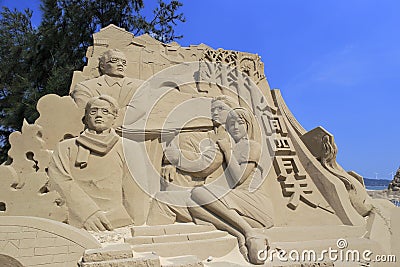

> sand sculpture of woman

[{"left": 190, "top": 107, "right": 274, "bottom": 265}]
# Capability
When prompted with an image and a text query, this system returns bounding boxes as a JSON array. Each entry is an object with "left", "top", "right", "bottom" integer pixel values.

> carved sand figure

[
  {"left": 162, "top": 95, "right": 240, "bottom": 187},
  {"left": 388, "top": 167, "right": 400, "bottom": 191},
  {"left": 70, "top": 49, "right": 145, "bottom": 126},
  {"left": 318, "top": 134, "right": 374, "bottom": 216},
  {"left": 190, "top": 107, "right": 274, "bottom": 265},
  {"left": 146, "top": 95, "right": 240, "bottom": 225},
  {"left": 48, "top": 95, "right": 141, "bottom": 231}
]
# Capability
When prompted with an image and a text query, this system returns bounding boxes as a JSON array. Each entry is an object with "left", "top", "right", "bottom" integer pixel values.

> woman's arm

[{"left": 217, "top": 139, "right": 256, "bottom": 187}]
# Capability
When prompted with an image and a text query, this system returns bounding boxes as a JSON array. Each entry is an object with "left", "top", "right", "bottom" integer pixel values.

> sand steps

[{"left": 125, "top": 223, "right": 237, "bottom": 260}]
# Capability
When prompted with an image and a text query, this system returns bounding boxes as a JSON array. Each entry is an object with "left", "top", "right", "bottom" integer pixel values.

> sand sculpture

[
  {"left": 146, "top": 96, "right": 239, "bottom": 226},
  {"left": 70, "top": 48, "right": 147, "bottom": 128},
  {"left": 388, "top": 168, "right": 400, "bottom": 191},
  {"left": 48, "top": 95, "right": 145, "bottom": 231},
  {"left": 0, "top": 24, "right": 399, "bottom": 266}
]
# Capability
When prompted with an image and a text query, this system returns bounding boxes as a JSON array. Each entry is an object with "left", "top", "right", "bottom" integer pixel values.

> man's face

[
  {"left": 85, "top": 99, "right": 116, "bottom": 133},
  {"left": 102, "top": 51, "right": 127, "bottom": 78},
  {"left": 211, "top": 100, "right": 231, "bottom": 125}
]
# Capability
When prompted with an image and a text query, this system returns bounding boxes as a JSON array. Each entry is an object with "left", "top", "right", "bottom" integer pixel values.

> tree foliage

[{"left": 0, "top": 0, "right": 185, "bottom": 162}]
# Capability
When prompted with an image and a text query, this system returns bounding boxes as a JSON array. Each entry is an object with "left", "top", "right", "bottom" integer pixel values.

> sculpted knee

[{"left": 190, "top": 186, "right": 209, "bottom": 204}]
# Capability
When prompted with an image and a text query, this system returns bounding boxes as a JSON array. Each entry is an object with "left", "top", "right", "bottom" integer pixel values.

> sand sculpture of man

[
  {"left": 146, "top": 95, "right": 240, "bottom": 225},
  {"left": 48, "top": 95, "right": 141, "bottom": 231},
  {"left": 162, "top": 95, "right": 240, "bottom": 187},
  {"left": 70, "top": 49, "right": 146, "bottom": 126}
]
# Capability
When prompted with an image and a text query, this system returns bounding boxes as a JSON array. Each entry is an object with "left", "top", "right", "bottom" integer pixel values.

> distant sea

[
  {"left": 363, "top": 178, "right": 391, "bottom": 191},
  {"left": 363, "top": 178, "right": 400, "bottom": 207},
  {"left": 365, "top": 185, "right": 387, "bottom": 191}
]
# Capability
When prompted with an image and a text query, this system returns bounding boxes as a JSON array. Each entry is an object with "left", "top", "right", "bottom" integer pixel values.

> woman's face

[{"left": 227, "top": 116, "right": 247, "bottom": 142}]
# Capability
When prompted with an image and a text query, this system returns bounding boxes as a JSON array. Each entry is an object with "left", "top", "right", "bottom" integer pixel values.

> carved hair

[
  {"left": 85, "top": 95, "right": 119, "bottom": 117},
  {"left": 211, "top": 95, "right": 240, "bottom": 108},
  {"left": 98, "top": 49, "right": 126, "bottom": 74},
  {"left": 226, "top": 107, "right": 257, "bottom": 140}
]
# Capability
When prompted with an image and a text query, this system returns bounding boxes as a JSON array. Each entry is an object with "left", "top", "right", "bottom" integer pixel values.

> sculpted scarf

[{"left": 75, "top": 129, "right": 120, "bottom": 168}]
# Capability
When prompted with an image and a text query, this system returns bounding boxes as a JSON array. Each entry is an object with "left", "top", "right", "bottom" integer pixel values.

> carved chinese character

[
  {"left": 270, "top": 136, "right": 295, "bottom": 156},
  {"left": 274, "top": 156, "right": 317, "bottom": 210},
  {"left": 259, "top": 114, "right": 288, "bottom": 136},
  {"left": 270, "top": 116, "right": 288, "bottom": 136}
]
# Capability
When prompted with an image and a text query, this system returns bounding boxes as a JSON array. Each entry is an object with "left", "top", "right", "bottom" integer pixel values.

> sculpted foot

[
  {"left": 245, "top": 233, "right": 268, "bottom": 265},
  {"left": 237, "top": 235, "right": 249, "bottom": 262}
]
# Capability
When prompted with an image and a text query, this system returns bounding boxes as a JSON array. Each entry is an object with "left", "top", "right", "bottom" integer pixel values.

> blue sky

[{"left": 2, "top": 0, "right": 400, "bottom": 180}]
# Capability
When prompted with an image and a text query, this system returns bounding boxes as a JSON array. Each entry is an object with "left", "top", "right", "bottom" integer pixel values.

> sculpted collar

[
  {"left": 75, "top": 128, "right": 120, "bottom": 168},
  {"left": 104, "top": 75, "right": 124, "bottom": 87}
]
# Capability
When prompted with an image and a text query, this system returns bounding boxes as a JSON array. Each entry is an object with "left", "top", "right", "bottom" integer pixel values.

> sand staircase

[{"left": 125, "top": 223, "right": 237, "bottom": 260}]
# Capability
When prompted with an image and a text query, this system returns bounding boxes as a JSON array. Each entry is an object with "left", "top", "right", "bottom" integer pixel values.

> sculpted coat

[
  {"left": 71, "top": 75, "right": 144, "bottom": 110},
  {"left": 48, "top": 129, "right": 141, "bottom": 228}
]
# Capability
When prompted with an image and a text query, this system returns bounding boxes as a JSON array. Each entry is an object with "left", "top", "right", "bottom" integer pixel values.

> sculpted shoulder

[
  {"left": 124, "top": 77, "right": 144, "bottom": 88},
  {"left": 76, "top": 76, "right": 143, "bottom": 88},
  {"left": 55, "top": 137, "right": 79, "bottom": 151},
  {"left": 76, "top": 76, "right": 104, "bottom": 88}
]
